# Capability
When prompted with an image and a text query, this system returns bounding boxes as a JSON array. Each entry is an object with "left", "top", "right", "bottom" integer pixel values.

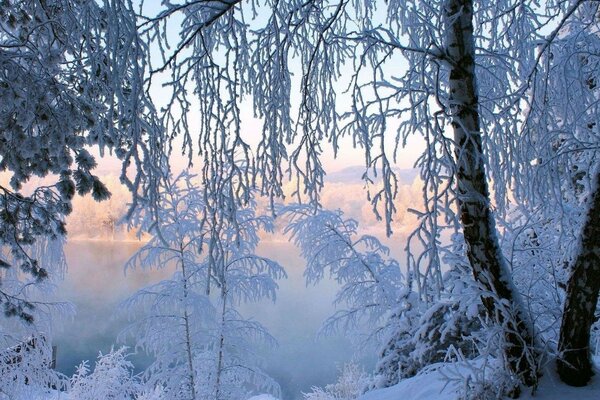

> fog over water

[
  {"left": 46, "top": 166, "right": 422, "bottom": 399},
  {"left": 54, "top": 240, "right": 375, "bottom": 399}
]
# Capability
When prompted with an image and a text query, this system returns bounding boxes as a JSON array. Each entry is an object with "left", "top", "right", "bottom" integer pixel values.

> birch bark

[
  {"left": 444, "top": 0, "right": 538, "bottom": 387},
  {"left": 557, "top": 170, "right": 600, "bottom": 386}
]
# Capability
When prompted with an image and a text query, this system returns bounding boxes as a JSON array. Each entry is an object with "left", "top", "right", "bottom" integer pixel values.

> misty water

[{"left": 54, "top": 240, "right": 374, "bottom": 399}]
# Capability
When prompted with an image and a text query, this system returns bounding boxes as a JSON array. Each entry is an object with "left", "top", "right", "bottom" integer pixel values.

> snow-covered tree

[
  {"left": 4, "top": 0, "right": 600, "bottom": 393},
  {"left": 125, "top": 1, "right": 600, "bottom": 390},
  {"left": 0, "top": 0, "right": 162, "bottom": 319},
  {"left": 122, "top": 171, "right": 284, "bottom": 400},
  {"left": 515, "top": 5, "right": 600, "bottom": 385},
  {"left": 0, "top": 238, "right": 70, "bottom": 399},
  {"left": 123, "top": 1, "right": 576, "bottom": 388},
  {"left": 0, "top": 335, "right": 63, "bottom": 400}
]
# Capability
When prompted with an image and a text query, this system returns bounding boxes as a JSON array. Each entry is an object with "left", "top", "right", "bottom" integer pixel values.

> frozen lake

[{"left": 54, "top": 240, "right": 374, "bottom": 399}]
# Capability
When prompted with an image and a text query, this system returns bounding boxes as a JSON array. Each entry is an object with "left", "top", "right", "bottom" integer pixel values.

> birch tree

[
  {"left": 130, "top": 0, "right": 558, "bottom": 388},
  {"left": 519, "top": 5, "right": 600, "bottom": 385}
]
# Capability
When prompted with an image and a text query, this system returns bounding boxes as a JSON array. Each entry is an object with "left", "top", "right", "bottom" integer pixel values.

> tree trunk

[
  {"left": 180, "top": 247, "right": 197, "bottom": 400},
  {"left": 557, "top": 170, "right": 600, "bottom": 386},
  {"left": 214, "top": 288, "right": 227, "bottom": 400},
  {"left": 444, "top": 0, "right": 538, "bottom": 388}
]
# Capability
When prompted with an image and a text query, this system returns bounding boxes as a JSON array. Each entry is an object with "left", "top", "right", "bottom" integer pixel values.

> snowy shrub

[
  {"left": 371, "top": 262, "right": 484, "bottom": 389},
  {"left": 438, "top": 357, "right": 520, "bottom": 400},
  {"left": 136, "top": 386, "right": 167, "bottom": 400},
  {"left": 303, "top": 363, "right": 369, "bottom": 400},
  {"left": 68, "top": 347, "right": 140, "bottom": 400},
  {"left": 0, "top": 335, "right": 65, "bottom": 400}
]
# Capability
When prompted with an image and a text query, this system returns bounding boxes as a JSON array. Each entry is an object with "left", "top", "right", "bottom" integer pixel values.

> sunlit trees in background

[{"left": 68, "top": 175, "right": 133, "bottom": 240}]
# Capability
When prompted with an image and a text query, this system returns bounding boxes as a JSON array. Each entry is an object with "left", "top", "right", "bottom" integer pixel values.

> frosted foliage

[
  {"left": 125, "top": 0, "right": 591, "bottom": 302},
  {"left": 372, "top": 261, "right": 483, "bottom": 389},
  {"left": 282, "top": 204, "right": 405, "bottom": 340},
  {"left": 303, "top": 363, "right": 369, "bottom": 400},
  {"left": 517, "top": 5, "right": 600, "bottom": 242},
  {"left": 69, "top": 347, "right": 140, "bottom": 400},
  {"left": 503, "top": 5, "right": 600, "bottom": 352},
  {"left": 0, "top": 335, "right": 65, "bottom": 400},
  {"left": 136, "top": 387, "right": 167, "bottom": 400},
  {"left": 122, "top": 172, "right": 284, "bottom": 400},
  {"left": 0, "top": 0, "right": 161, "bottom": 315},
  {"left": 499, "top": 210, "right": 568, "bottom": 347},
  {"left": 0, "top": 238, "right": 71, "bottom": 398},
  {"left": 0, "top": 236, "right": 69, "bottom": 323},
  {"left": 2, "top": 0, "right": 595, "bottom": 311}
]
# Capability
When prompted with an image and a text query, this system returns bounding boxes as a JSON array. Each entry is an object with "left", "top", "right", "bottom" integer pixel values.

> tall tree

[
  {"left": 132, "top": 0, "right": 558, "bottom": 388},
  {"left": 557, "top": 170, "right": 600, "bottom": 385},
  {"left": 443, "top": 0, "right": 538, "bottom": 385},
  {"left": 520, "top": 5, "right": 600, "bottom": 385}
]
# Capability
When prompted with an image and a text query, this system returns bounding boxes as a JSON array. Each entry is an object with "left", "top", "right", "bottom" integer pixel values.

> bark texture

[
  {"left": 444, "top": 0, "right": 537, "bottom": 388},
  {"left": 557, "top": 170, "right": 600, "bottom": 386},
  {"left": 180, "top": 248, "right": 198, "bottom": 400}
]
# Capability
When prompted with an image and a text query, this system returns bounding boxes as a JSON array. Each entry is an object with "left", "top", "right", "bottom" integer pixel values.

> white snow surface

[
  {"left": 359, "top": 364, "right": 459, "bottom": 400},
  {"left": 246, "top": 395, "right": 280, "bottom": 400},
  {"left": 359, "top": 358, "right": 600, "bottom": 400}
]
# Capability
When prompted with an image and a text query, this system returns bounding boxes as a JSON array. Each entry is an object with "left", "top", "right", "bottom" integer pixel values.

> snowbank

[
  {"left": 520, "top": 358, "right": 600, "bottom": 400},
  {"left": 359, "top": 358, "right": 600, "bottom": 400},
  {"left": 359, "top": 364, "right": 461, "bottom": 400}
]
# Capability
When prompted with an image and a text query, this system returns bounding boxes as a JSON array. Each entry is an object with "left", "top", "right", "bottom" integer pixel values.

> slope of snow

[
  {"left": 247, "top": 395, "right": 280, "bottom": 400},
  {"left": 359, "top": 364, "right": 461, "bottom": 400},
  {"left": 359, "top": 358, "right": 600, "bottom": 400},
  {"left": 520, "top": 357, "right": 600, "bottom": 400}
]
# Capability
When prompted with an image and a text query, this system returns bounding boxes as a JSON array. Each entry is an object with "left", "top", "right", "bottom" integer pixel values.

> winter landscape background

[
  {"left": 2, "top": 1, "right": 600, "bottom": 399},
  {"left": 51, "top": 164, "right": 420, "bottom": 398}
]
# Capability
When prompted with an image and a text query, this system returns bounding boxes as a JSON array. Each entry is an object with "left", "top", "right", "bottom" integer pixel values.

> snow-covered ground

[
  {"left": 359, "top": 358, "right": 600, "bottom": 400},
  {"left": 28, "top": 358, "right": 600, "bottom": 400}
]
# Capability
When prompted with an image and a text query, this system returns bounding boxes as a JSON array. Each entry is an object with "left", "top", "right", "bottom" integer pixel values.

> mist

[{"left": 53, "top": 240, "right": 374, "bottom": 399}]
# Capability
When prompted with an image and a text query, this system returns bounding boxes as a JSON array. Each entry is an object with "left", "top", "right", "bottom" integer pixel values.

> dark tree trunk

[
  {"left": 557, "top": 170, "right": 600, "bottom": 386},
  {"left": 444, "top": 0, "right": 538, "bottom": 388}
]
